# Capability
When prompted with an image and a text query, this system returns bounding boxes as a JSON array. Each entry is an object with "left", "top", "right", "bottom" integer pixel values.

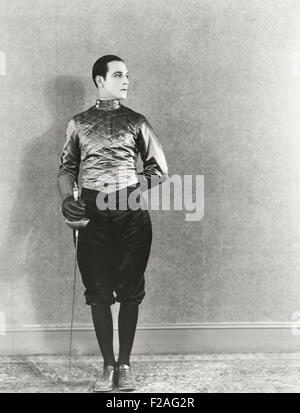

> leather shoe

[
  {"left": 116, "top": 364, "right": 136, "bottom": 392},
  {"left": 93, "top": 365, "right": 115, "bottom": 392}
]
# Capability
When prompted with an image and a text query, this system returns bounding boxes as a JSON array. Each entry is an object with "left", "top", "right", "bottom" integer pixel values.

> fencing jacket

[{"left": 57, "top": 98, "right": 168, "bottom": 200}]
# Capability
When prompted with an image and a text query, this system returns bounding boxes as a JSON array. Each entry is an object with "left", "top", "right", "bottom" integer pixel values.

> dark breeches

[{"left": 77, "top": 185, "right": 152, "bottom": 306}]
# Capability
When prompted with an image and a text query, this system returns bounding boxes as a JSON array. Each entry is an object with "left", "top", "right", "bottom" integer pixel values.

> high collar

[{"left": 95, "top": 98, "right": 121, "bottom": 111}]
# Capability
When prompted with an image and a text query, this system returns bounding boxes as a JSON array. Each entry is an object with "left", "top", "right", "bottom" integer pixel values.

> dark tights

[{"left": 91, "top": 303, "right": 139, "bottom": 368}]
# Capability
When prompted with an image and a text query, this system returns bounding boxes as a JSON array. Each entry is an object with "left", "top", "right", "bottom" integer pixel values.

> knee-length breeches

[{"left": 77, "top": 185, "right": 152, "bottom": 306}]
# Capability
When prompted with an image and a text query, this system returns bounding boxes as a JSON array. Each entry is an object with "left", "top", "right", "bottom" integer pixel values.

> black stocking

[
  {"left": 91, "top": 305, "right": 116, "bottom": 367},
  {"left": 117, "top": 303, "right": 139, "bottom": 366}
]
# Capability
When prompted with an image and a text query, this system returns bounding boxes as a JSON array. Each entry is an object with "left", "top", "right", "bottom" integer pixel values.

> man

[{"left": 57, "top": 55, "right": 168, "bottom": 392}]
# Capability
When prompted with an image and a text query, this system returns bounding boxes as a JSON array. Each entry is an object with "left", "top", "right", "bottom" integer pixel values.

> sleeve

[
  {"left": 137, "top": 117, "right": 168, "bottom": 190},
  {"left": 57, "top": 119, "right": 80, "bottom": 200}
]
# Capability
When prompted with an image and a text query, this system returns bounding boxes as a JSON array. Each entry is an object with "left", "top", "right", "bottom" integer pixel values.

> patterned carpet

[{"left": 1, "top": 353, "right": 300, "bottom": 393}]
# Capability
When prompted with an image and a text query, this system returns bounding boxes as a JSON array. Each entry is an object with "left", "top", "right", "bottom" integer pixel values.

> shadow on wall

[{"left": 1, "top": 76, "right": 86, "bottom": 326}]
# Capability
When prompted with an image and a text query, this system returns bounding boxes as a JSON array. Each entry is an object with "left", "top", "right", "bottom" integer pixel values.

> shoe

[
  {"left": 93, "top": 365, "right": 116, "bottom": 392},
  {"left": 116, "top": 364, "right": 136, "bottom": 392}
]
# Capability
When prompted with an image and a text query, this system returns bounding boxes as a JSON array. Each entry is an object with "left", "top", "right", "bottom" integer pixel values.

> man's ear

[{"left": 96, "top": 75, "right": 104, "bottom": 87}]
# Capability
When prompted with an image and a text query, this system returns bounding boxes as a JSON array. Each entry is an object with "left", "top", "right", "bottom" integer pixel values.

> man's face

[{"left": 97, "top": 60, "right": 129, "bottom": 100}]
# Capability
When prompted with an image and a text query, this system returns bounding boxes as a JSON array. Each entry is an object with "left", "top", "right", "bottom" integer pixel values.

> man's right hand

[{"left": 62, "top": 195, "right": 86, "bottom": 221}]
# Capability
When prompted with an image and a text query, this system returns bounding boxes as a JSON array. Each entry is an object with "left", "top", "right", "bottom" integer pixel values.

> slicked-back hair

[{"left": 92, "top": 55, "right": 124, "bottom": 87}]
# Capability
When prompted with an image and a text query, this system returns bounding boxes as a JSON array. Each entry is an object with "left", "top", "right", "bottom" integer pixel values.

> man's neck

[{"left": 95, "top": 98, "right": 121, "bottom": 111}]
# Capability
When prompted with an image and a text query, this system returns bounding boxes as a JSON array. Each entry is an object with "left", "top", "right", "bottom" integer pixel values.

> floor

[{"left": 1, "top": 353, "right": 300, "bottom": 393}]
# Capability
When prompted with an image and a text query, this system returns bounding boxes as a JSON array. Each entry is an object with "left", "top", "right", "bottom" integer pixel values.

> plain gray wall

[{"left": 0, "top": 0, "right": 300, "bottom": 330}]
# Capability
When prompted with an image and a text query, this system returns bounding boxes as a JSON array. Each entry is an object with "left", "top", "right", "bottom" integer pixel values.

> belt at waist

[{"left": 81, "top": 182, "right": 140, "bottom": 197}]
